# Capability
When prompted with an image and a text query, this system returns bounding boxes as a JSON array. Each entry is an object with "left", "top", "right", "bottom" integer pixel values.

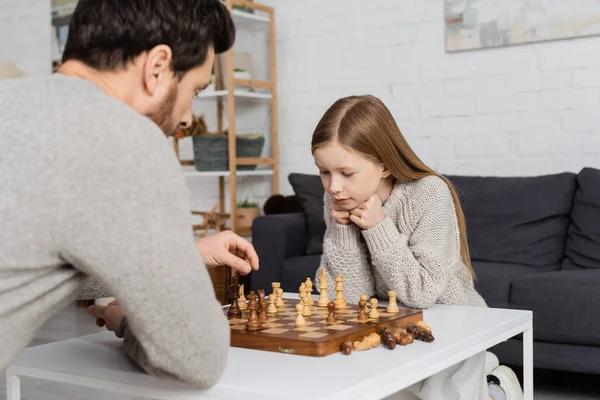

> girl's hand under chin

[
  {"left": 331, "top": 201, "right": 352, "bottom": 225},
  {"left": 349, "top": 194, "right": 385, "bottom": 229}
]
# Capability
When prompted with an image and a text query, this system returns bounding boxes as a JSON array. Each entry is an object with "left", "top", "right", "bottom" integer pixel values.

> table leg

[
  {"left": 523, "top": 321, "right": 534, "bottom": 400},
  {"left": 6, "top": 371, "right": 20, "bottom": 400}
]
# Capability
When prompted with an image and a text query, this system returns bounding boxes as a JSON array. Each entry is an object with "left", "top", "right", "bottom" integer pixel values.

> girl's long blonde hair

[{"left": 311, "top": 95, "right": 475, "bottom": 279}]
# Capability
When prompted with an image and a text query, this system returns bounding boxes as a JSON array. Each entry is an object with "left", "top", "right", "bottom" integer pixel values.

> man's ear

[{"left": 142, "top": 44, "right": 173, "bottom": 96}]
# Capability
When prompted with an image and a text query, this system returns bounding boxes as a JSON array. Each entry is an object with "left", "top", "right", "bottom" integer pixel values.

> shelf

[
  {"left": 195, "top": 90, "right": 272, "bottom": 100},
  {"left": 231, "top": 8, "right": 270, "bottom": 27},
  {"left": 182, "top": 166, "right": 274, "bottom": 178}
]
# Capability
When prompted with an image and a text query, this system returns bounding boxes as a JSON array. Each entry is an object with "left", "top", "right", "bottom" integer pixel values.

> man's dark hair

[{"left": 62, "top": 0, "right": 235, "bottom": 78}]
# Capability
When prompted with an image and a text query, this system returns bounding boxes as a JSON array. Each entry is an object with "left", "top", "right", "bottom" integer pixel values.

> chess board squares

[
  {"left": 377, "top": 312, "right": 394, "bottom": 317},
  {"left": 345, "top": 318, "right": 378, "bottom": 323},
  {"left": 228, "top": 318, "right": 247, "bottom": 325},
  {"left": 260, "top": 328, "right": 290, "bottom": 335},
  {"left": 298, "top": 331, "right": 329, "bottom": 339},
  {"left": 323, "top": 324, "right": 353, "bottom": 331},
  {"left": 260, "top": 322, "right": 285, "bottom": 329},
  {"left": 293, "top": 326, "right": 322, "bottom": 332},
  {"left": 231, "top": 324, "right": 246, "bottom": 331}
]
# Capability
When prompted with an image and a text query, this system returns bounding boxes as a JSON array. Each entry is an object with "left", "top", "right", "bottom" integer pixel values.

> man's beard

[{"left": 145, "top": 84, "right": 179, "bottom": 137}]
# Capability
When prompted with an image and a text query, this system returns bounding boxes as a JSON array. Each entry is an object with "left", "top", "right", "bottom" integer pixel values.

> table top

[{"left": 10, "top": 295, "right": 532, "bottom": 400}]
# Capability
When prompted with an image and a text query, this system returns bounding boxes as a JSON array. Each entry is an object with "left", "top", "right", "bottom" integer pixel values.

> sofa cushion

[
  {"left": 288, "top": 173, "right": 325, "bottom": 255},
  {"left": 447, "top": 173, "right": 576, "bottom": 269},
  {"left": 281, "top": 255, "right": 321, "bottom": 293},
  {"left": 563, "top": 168, "right": 600, "bottom": 269},
  {"left": 510, "top": 269, "right": 600, "bottom": 346},
  {"left": 472, "top": 261, "right": 541, "bottom": 308}
]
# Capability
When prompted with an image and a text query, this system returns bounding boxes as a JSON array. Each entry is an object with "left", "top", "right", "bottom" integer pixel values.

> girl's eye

[
  {"left": 342, "top": 172, "right": 354, "bottom": 177},
  {"left": 319, "top": 170, "right": 329, "bottom": 175}
]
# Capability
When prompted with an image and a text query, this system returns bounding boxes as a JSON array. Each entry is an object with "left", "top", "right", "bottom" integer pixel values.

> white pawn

[
  {"left": 295, "top": 303, "right": 306, "bottom": 327},
  {"left": 368, "top": 298, "right": 379, "bottom": 319},
  {"left": 387, "top": 290, "right": 399, "bottom": 313},
  {"left": 267, "top": 293, "right": 278, "bottom": 314},
  {"left": 302, "top": 295, "right": 312, "bottom": 317},
  {"left": 275, "top": 288, "right": 285, "bottom": 308}
]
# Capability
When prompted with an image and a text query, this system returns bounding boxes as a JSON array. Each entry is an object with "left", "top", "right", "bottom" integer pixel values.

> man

[{"left": 0, "top": 0, "right": 255, "bottom": 388}]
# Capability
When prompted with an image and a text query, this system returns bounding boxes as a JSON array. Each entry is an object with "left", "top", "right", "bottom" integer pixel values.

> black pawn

[{"left": 227, "top": 276, "right": 242, "bottom": 318}]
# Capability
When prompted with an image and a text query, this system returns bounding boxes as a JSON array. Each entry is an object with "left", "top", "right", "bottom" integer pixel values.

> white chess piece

[
  {"left": 238, "top": 284, "right": 248, "bottom": 310},
  {"left": 294, "top": 303, "right": 306, "bottom": 327},
  {"left": 305, "top": 278, "right": 315, "bottom": 306},
  {"left": 334, "top": 274, "right": 347, "bottom": 309},
  {"left": 387, "top": 290, "right": 399, "bottom": 313},
  {"left": 298, "top": 283, "right": 306, "bottom": 307},
  {"left": 275, "top": 287, "right": 285, "bottom": 308},
  {"left": 317, "top": 268, "right": 330, "bottom": 307},
  {"left": 368, "top": 298, "right": 379, "bottom": 319},
  {"left": 267, "top": 293, "right": 278, "bottom": 314},
  {"left": 302, "top": 295, "right": 312, "bottom": 317}
]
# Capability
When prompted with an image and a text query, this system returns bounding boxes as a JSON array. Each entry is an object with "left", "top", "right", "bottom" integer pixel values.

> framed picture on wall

[{"left": 445, "top": 0, "right": 600, "bottom": 52}]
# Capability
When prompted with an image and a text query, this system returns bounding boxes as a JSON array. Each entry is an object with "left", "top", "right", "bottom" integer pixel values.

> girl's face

[{"left": 313, "top": 140, "right": 387, "bottom": 210}]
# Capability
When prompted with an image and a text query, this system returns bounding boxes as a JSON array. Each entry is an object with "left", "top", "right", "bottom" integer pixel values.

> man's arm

[{"left": 58, "top": 113, "right": 229, "bottom": 387}]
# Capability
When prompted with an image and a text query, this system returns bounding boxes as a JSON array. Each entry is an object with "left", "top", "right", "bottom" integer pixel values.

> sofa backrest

[
  {"left": 447, "top": 173, "right": 577, "bottom": 270},
  {"left": 288, "top": 173, "right": 325, "bottom": 255},
  {"left": 563, "top": 167, "right": 600, "bottom": 269}
]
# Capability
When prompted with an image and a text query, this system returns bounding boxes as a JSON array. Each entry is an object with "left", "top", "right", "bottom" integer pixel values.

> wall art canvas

[{"left": 445, "top": 0, "right": 600, "bottom": 52}]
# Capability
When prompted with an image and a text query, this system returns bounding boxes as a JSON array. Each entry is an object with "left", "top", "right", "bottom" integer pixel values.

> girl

[{"left": 311, "top": 95, "right": 520, "bottom": 400}]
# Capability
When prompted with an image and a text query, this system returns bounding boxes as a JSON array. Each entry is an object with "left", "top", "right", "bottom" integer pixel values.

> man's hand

[
  {"left": 196, "top": 230, "right": 259, "bottom": 275},
  {"left": 349, "top": 194, "right": 386, "bottom": 230},
  {"left": 331, "top": 201, "right": 351, "bottom": 225},
  {"left": 88, "top": 300, "right": 126, "bottom": 338}
]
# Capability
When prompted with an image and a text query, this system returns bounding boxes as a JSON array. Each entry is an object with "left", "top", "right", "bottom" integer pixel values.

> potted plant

[{"left": 236, "top": 198, "right": 260, "bottom": 233}]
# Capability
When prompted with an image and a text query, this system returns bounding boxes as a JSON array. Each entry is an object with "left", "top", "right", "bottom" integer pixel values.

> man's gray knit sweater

[{"left": 0, "top": 74, "right": 229, "bottom": 386}]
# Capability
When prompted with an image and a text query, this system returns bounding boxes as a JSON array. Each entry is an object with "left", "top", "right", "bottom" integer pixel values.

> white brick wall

[
  {"left": 7, "top": 1, "right": 600, "bottom": 212},
  {"left": 0, "top": 0, "right": 51, "bottom": 76},
  {"left": 261, "top": 0, "right": 600, "bottom": 196},
  {"left": 1, "top": 1, "right": 273, "bottom": 216}
]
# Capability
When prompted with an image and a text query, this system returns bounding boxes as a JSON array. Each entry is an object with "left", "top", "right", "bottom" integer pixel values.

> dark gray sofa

[{"left": 250, "top": 168, "right": 600, "bottom": 374}]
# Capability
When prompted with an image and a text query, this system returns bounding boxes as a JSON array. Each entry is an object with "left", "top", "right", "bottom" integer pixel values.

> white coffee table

[{"left": 6, "top": 295, "right": 533, "bottom": 400}]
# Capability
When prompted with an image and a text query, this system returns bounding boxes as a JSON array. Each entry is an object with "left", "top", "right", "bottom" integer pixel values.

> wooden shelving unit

[{"left": 174, "top": 0, "right": 279, "bottom": 304}]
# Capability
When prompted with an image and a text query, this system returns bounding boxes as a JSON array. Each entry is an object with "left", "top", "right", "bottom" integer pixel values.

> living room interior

[{"left": 2, "top": 0, "right": 600, "bottom": 399}]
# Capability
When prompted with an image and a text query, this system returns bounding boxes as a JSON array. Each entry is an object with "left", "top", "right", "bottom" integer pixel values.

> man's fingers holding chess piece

[
  {"left": 87, "top": 300, "right": 126, "bottom": 338},
  {"left": 196, "top": 230, "right": 260, "bottom": 275}
]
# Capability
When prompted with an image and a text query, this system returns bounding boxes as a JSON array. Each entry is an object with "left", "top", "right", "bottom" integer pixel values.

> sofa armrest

[{"left": 250, "top": 213, "right": 308, "bottom": 292}]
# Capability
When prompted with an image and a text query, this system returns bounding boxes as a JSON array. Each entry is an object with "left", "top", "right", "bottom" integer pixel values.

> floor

[{"left": 1, "top": 305, "right": 598, "bottom": 400}]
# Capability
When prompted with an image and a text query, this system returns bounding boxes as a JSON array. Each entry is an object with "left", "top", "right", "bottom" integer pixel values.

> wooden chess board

[{"left": 224, "top": 301, "right": 423, "bottom": 357}]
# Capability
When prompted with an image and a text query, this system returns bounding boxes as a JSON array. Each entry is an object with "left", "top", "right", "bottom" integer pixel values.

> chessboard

[{"left": 223, "top": 278, "right": 424, "bottom": 357}]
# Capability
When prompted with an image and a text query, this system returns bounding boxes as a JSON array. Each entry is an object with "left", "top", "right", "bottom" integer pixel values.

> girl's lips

[{"left": 336, "top": 198, "right": 349, "bottom": 203}]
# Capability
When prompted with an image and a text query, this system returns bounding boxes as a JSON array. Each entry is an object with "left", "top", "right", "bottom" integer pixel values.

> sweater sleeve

[
  {"left": 316, "top": 193, "right": 375, "bottom": 303},
  {"left": 58, "top": 114, "right": 229, "bottom": 388},
  {"left": 361, "top": 178, "right": 458, "bottom": 309}
]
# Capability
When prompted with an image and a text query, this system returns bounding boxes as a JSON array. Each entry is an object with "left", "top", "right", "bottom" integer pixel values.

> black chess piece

[
  {"left": 407, "top": 323, "right": 434, "bottom": 342},
  {"left": 246, "top": 291, "right": 262, "bottom": 331},
  {"left": 326, "top": 301, "right": 337, "bottom": 324},
  {"left": 227, "top": 276, "right": 242, "bottom": 319},
  {"left": 258, "top": 289, "right": 268, "bottom": 322},
  {"left": 357, "top": 299, "right": 368, "bottom": 321}
]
